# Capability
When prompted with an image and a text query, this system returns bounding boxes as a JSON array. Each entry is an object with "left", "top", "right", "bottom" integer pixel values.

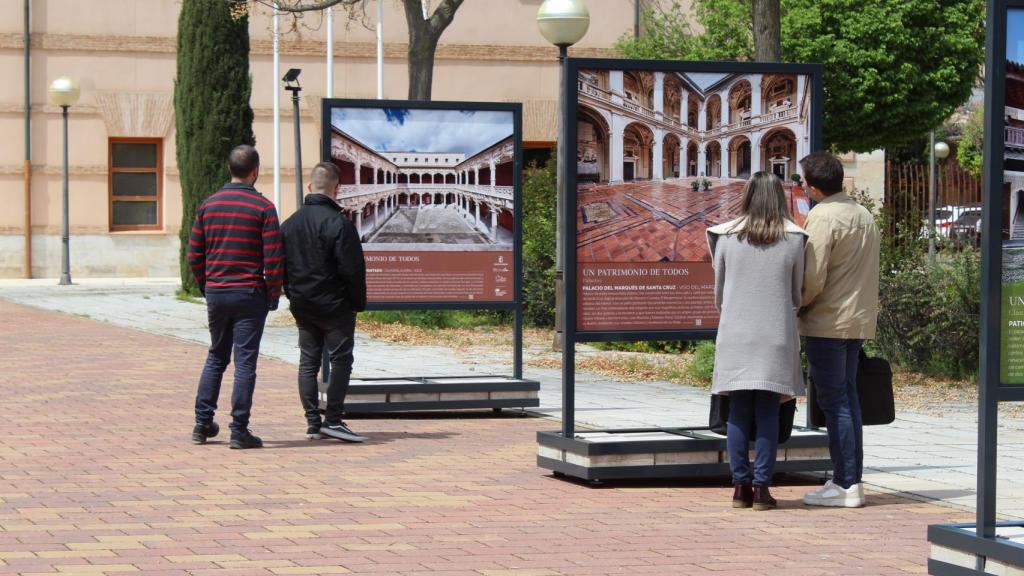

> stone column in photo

[
  {"left": 609, "top": 70, "right": 625, "bottom": 106},
  {"left": 610, "top": 114, "right": 626, "bottom": 183},
  {"left": 751, "top": 74, "right": 763, "bottom": 124},
  {"left": 372, "top": 168, "right": 377, "bottom": 184},
  {"left": 720, "top": 138, "right": 730, "bottom": 179},
  {"left": 474, "top": 201, "right": 481, "bottom": 229},
  {"left": 680, "top": 90, "right": 688, "bottom": 125},
  {"left": 751, "top": 133, "right": 762, "bottom": 174},
  {"left": 355, "top": 210, "right": 363, "bottom": 237},
  {"left": 697, "top": 144, "right": 707, "bottom": 178},
  {"left": 720, "top": 92, "right": 729, "bottom": 130},
  {"left": 652, "top": 128, "right": 664, "bottom": 181},
  {"left": 373, "top": 202, "right": 379, "bottom": 230},
  {"left": 679, "top": 139, "right": 687, "bottom": 179},
  {"left": 490, "top": 207, "right": 498, "bottom": 241},
  {"left": 698, "top": 100, "right": 707, "bottom": 135},
  {"left": 653, "top": 72, "right": 665, "bottom": 121},
  {"left": 474, "top": 166, "right": 480, "bottom": 187},
  {"left": 354, "top": 163, "right": 361, "bottom": 186},
  {"left": 489, "top": 161, "right": 496, "bottom": 189}
]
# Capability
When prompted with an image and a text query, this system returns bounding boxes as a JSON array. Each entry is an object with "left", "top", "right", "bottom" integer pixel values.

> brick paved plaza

[
  {"left": 0, "top": 299, "right": 968, "bottom": 575},
  {"left": 577, "top": 179, "right": 807, "bottom": 264}
]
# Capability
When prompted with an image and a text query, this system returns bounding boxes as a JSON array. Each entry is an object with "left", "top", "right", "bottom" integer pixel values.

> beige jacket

[{"left": 799, "top": 192, "right": 880, "bottom": 339}]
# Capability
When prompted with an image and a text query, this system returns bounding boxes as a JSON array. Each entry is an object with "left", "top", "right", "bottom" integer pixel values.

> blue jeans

[
  {"left": 194, "top": 289, "right": 269, "bottom": 433},
  {"left": 726, "top": 390, "right": 781, "bottom": 486},
  {"left": 805, "top": 337, "right": 864, "bottom": 489}
]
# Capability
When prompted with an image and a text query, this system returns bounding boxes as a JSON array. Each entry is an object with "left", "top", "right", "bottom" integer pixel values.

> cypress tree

[{"left": 175, "top": 0, "right": 255, "bottom": 294}]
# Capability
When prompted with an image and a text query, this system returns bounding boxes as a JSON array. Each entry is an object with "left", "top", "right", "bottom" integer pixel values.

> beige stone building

[{"left": 0, "top": 0, "right": 883, "bottom": 279}]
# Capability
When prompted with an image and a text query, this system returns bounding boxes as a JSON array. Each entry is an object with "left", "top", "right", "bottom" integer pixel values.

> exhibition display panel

[
  {"left": 929, "top": 2, "right": 1024, "bottom": 573},
  {"left": 319, "top": 99, "right": 538, "bottom": 413},
  {"left": 537, "top": 58, "right": 830, "bottom": 482}
]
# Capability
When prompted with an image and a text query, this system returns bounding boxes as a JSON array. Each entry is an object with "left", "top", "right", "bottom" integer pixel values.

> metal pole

[
  {"left": 557, "top": 47, "right": 574, "bottom": 438},
  {"left": 376, "top": 0, "right": 384, "bottom": 99},
  {"left": 553, "top": 45, "right": 567, "bottom": 350},
  {"left": 292, "top": 90, "right": 303, "bottom": 210},
  {"left": 23, "top": 0, "right": 31, "bottom": 279},
  {"left": 273, "top": 9, "right": 281, "bottom": 209},
  {"left": 326, "top": 5, "right": 333, "bottom": 97},
  {"left": 929, "top": 130, "right": 937, "bottom": 266},
  {"left": 59, "top": 105, "right": 71, "bottom": 286}
]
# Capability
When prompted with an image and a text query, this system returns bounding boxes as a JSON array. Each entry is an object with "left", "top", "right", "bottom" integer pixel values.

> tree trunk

[
  {"left": 402, "top": 0, "right": 463, "bottom": 100},
  {"left": 752, "top": 0, "right": 781, "bottom": 62}
]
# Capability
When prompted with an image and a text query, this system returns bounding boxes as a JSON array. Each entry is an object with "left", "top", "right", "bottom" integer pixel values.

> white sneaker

[{"left": 803, "top": 480, "right": 865, "bottom": 507}]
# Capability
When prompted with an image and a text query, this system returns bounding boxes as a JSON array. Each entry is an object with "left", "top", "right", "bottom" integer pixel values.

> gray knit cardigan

[{"left": 706, "top": 218, "right": 807, "bottom": 398}]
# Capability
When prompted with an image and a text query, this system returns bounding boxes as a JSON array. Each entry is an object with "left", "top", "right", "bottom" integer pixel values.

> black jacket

[{"left": 281, "top": 194, "right": 367, "bottom": 317}]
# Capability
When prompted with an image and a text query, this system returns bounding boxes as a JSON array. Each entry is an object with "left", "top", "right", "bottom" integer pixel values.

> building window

[{"left": 109, "top": 138, "right": 162, "bottom": 231}]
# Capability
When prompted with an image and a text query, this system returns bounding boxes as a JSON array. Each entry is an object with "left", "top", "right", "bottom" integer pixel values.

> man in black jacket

[{"left": 281, "top": 162, "right": 368, "bottom": 442}]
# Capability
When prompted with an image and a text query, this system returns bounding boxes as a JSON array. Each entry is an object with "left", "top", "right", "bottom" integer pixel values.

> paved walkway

[
  {"left": 1, "top": 279, "right": 1022, "bottom": 522},
  {"left": 0, "top": 296, "right": 970, "bottom": 575}
]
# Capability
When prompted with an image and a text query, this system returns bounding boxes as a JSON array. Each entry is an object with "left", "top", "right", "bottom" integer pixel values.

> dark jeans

[
  {"left": 806, "top": 336, "right": 864, "bottom": 489},
  {"left": 294, "top": 310, "right": 356, "bottom": 426},
  {"left": 194, "top": 289, "right": 269, "bottom": 434},
  {"left": 726, "top": 390, "right": 781, "bottom": 486}
]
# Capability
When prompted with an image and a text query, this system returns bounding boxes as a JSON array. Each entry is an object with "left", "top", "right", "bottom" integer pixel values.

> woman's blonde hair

[{"left": 733, "top": 171, "right": 791, "bottom": 246}]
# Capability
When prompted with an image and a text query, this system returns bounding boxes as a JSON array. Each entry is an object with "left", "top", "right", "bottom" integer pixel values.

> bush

[
  {"left": 866, "top": 195, "right": 980, "bottom": 379},
  {"left": 361, "top": 310, "right": 508, "bottom": 329},
  {"left": 521, "top": 161, "right": 557, "bottom": 328},
  {"left": 686, "top": 340, "right": 716, "bottom": 384},
  {"left": 593, "top": 340, "right": 692, "bottom": 354}
]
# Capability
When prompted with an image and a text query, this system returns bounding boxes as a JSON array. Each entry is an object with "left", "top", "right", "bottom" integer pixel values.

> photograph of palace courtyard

[
  {"left": 576, "top": 69, "right": 811, "bottom": 263},
  {"left": 329, "top": 107, "right": 515, "bottom": 251}
]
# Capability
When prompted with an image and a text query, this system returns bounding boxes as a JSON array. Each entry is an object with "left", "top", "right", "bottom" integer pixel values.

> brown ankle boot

[
  {"left": 752, "top": 485, "right": 777, "bottom": 511},
  {"left": 732, "top": 484, "right": 753, "bottom": 508}
]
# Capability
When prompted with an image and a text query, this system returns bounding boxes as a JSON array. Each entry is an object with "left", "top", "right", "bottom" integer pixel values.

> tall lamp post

[
  {"left": 48, "top": 77, "right": 80, "bottom": 286},
  {"left": 537, "top": 0, "right": 589, "bottom": 351},
  {"left": 283, "top": 68, "right": 303, "bottom": 212},
  {"left": 928, "top": 132, "right": 950, "bottom": 265}
]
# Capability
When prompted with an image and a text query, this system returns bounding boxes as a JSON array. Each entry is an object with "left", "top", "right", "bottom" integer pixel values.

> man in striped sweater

[{"left": 188, "top": 145, "right": 283, "bottom": 449}]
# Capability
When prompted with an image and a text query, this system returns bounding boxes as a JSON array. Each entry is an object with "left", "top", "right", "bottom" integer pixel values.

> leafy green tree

[
  {"left": 782, "top": 0, "right": 985, "bottom": 152},
  {"left": 957, "top": 105, "right": 984, "bottom": 177},
  {"left": 175, "top": 0, "right": 255, "bottom": 294},
  {"left": 614, "top": 0, "right": 749, "bottom": 61},
  {"left": 617, "top": 0, "right": 986, "bottom": 153}
]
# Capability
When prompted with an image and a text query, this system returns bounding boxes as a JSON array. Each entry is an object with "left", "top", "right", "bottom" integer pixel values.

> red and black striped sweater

[{"left": 187, "top": 183, "right": 283, "bottom": 305}]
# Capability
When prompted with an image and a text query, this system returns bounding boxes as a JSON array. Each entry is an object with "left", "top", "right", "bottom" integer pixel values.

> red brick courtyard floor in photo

[
  {"left": 0, "top": 300, "right": 964, "bottom": 575},
  {"left": 577, "top": 179, "right": 808, "bottom": 264}
]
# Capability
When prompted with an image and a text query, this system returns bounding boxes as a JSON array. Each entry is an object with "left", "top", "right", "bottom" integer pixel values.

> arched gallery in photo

[{"left": 575, "top": 68, "right": 813, "bottom": 264}]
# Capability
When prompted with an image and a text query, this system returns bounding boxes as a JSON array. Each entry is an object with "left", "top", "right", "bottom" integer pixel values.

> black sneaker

[
  {"left": 321, "top": 421, "right": 367, "bottom": 443},
  {"left": 229, "top": 429, "right": 263, "bottom": 449},
  {"left": 306, "top": 423, "right": 323, "bottom": 440},
  {"left": 192, "top": 421, "right": 219, "bottom": 445}
]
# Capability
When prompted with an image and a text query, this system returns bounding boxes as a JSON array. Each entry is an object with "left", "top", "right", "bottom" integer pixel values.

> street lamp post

[
  {"left": 48, "top": 77, "right": 80, "bottom": 286},
  {"left": 929, "top": 132, "right": 950, "bottom": 265},
  {"left": 537, "top": 0, "right": 590, "bottom": 352},
  {"left": 283, "top": 68, "right": 303, "bottom": 212},
  {"left": 538, "top": 0, "right": 589, "bottom": 439}
]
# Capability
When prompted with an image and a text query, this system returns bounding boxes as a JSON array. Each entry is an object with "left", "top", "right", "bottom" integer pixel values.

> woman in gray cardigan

[{"left": 706, "top": 171, "right": 807, "bottom": 511}]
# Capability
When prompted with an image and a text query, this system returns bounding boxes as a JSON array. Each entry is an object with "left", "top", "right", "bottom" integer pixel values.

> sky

[
  {"left": 683, "top": 72, "right": 728, "bottom": 91},
  {"left": 1011, "top": 8, "right": 1024, "bottom": 64},
  {"left": 331, "top": 107, "right": 514, "bottom": 156}
]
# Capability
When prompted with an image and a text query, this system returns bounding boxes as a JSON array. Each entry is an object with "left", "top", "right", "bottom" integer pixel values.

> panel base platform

[
  {"left": 928, "top": 523, "right": 1024, "bottom": 575},
  {"left": 537, "top": 426, "right": 832, "bottom": 481},
  {"left": 322, "top": 376, "right": 540, "bottom": 413}
]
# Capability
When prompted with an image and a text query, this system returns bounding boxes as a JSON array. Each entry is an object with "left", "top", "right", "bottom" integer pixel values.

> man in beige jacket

[{"left": 798, "top": 152, "right": 880, "bottom": 508}]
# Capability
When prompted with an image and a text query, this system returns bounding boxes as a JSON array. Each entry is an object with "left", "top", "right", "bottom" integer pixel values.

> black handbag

[
  {"left": 809, "top": 349, "right": 895, "bottom": 427},
  {"left": 709, "top": 393, "right": 797, "bottom": 443}
]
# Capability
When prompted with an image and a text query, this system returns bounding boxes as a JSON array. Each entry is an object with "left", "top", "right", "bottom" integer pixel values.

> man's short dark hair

[
  {"left": 799, "top": 151, "right": 844, "bottom": 195},
  {"left": 228, "top": 145, "right": 260, "bottom": 179},
  {"left": 309, "top": 162, "right": 341, "bottom": 194}
]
